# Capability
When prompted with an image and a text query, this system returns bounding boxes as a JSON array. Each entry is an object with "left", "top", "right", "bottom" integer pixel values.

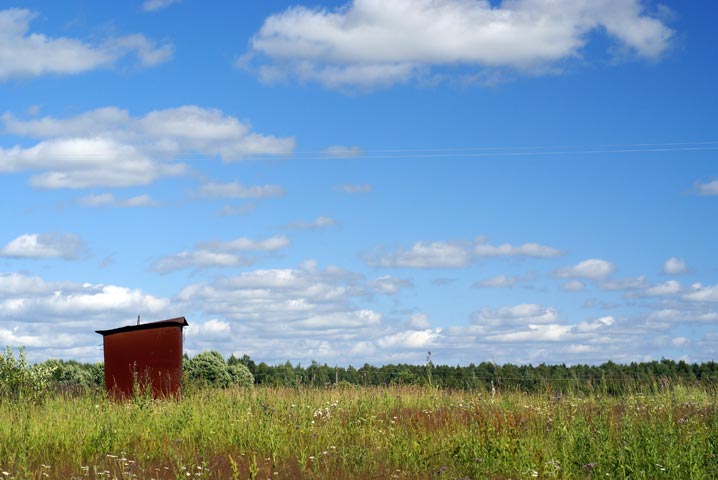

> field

[{"left": 0, "top": 384, "right": 716, "bottom": 479}]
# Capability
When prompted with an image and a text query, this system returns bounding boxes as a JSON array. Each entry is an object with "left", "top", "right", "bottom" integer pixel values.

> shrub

[
  {"left": 228, "top": 362, "right": 254, "bottom": 387},
  {"left": 41, "top": 359, "right": 104, "bottom": 394},
  {"left": 184, "top": 351, "right": 232, "bottom": 387},
  {"left": 184, "top": 351, "right": 254, "bottom": 388},
  {"left": 0, "top": 346, "right": 55, "bottom": 403}
]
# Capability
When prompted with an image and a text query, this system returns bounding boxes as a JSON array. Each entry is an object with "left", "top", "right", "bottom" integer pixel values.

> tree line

[
  {"left": 230, "top": 353, "right": 718, "bottom": 394},
  {"left": 3, "top": 346, "right": 718, "bottom": 399}
]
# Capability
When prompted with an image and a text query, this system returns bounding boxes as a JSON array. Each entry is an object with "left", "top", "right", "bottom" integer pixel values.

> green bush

[
  {"left": 40, "top": 359, "right": 104, "bottom": 393},
  {"left": 0, "top": 346, "right": 55, "bottom": 403},
  {"left": 184, "top": 351, "right": 254, "bottom": 388},
  {"left": 228, "top": 362, "right": 254, "bottom": 387}
]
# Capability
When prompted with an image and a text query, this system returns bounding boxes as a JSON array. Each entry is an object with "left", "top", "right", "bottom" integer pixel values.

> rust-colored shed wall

[{"left": 98, "top": 318, "right": 187, "bottom": 398}]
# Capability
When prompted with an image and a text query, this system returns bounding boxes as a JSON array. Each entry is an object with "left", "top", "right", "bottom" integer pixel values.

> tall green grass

[{"left": 0, "top": 384, "right": 716, "bottom": 479}]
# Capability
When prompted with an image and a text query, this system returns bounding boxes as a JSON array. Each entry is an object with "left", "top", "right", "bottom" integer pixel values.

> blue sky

[{"left": 1, "top": 0, "right": 717, "bottom": 366}]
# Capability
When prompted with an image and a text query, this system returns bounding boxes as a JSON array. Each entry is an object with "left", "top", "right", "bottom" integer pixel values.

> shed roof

[{"left": 95, "top": 317, "right": 188, "bottom": 337}]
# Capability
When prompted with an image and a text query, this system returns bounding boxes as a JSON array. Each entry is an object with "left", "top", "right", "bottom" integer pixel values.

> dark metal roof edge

[{"left": 95, "top": 317, "right": 188, "bottom": 336}]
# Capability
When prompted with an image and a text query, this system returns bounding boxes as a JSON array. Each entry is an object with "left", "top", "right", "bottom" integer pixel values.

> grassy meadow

[{"left": 0, "top": 384, "right": 716, "bottom": 480}]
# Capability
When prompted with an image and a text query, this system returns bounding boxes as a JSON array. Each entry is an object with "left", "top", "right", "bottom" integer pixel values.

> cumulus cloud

[
  {"left": 366, "top": 237, "right": 562, "bottom": 268},
  {"left": 474, "top": 274, "right": 522, "bottom": 288},
  {"left": 647, "top": 308, "right": 718, "bottom": 324},
  {"left": 242, "top": 0, "right": 673, "bottom": 90},
  {"left": 370, "top": 275, "right": 412, "bottom": 294},
  {"left": 683, "top": 283, "right": 718, "bottom": 303},
  {"left": 286, "top": 216, "right": 339, "bottom": 230},
  {"left": 0, "top": 272, "right": 172, "bottom": 359},
  {"left": 1, "top": 106, "right": 295, "bottom": 188},
  {"left": 643, "top": 280, "right": 681, "bottom": 297},
  {"left": 197, "top": 181, "right": 285, "bottom": 199},
  {"left": 197, "top": 235, "right": 290, "bottom": 253},
  {"left": 599, "top": 276, "right": 648, "bottom": 291},
  {"left": 152, "top": 251, "right": 254, "bottom": 274},
  {"left": 694, "top": 179, "right": 718, "bottom": 196},
  {"left": 152, "top": 235, "right": 290, "bottom": 273},
  {"left": 0, "top": 8, "right": 172, "bottom": 81},
  {"left": 175, "top": 266, "right": 382, "bottom": 347},
  {"left": 78, "top": 193, "right": 159, "bottom": 208},
  {"left": 408, "top": 312, "right": 431, "bottom": 329},
  {"left": 0, "top": 233, "right": 89, "bottom": 260},
  {"left": 367, "top": 241, "right": 471, "bottom": 268},
  {"left": 662, "top": 256, "right": 688, "bottom": 275},
  {"left": 472, "top": 304, "right": 558, "bottom": 327},
  {"left": 187, "top": 319, "right": 232, "bottom": 342},
  {"left": 555, "top": 258, "right": 615, "bottom": 280},
  {"left": 562, "top": 280, "right": 585, "bottom": 292},
  {"left": 377, "top": 329, "right": 439, "bottom": 349},
  {"left": 474, "top": 238, "right": 563, "bottom": 257}
]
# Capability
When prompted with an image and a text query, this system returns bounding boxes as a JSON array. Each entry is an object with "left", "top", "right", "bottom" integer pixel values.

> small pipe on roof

[{"left": 137, "top": 315, "right": 140, "bottom": 325}]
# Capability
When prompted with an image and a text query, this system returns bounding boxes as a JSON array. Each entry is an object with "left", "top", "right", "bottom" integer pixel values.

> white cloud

[
  {"left": 152, "top": 235, "right": 290, "bottom": 273},
  {"left": 555, "top": 258, "right": 615, "bottom": 280},
  {"left": 474, "top": 274, "right": 521, "bottom": 288},
  {"left": 488, "top": 323, "right": 572, "bottom": 343},
  {"left": 198, "top": 235, "right": 290, "bottom": 253},
  {"left": 562, "top": 280, "right": 585, "bottom": 291},
  {"left": 1, "top": 106, "right": 294, "bottom": 188},
  {"left": 175, "top": 266, "right": 382, "bottom": 346},
  {"left": 152, "top": 251, "right": 253, "bottom": 274},
  {"left": 0, "top": 272, "right": 172, "bottom": 360},
  {"left": 323, "top": 145, "right": 363, "bottom": 157},
  {"left": 188, "top": 319, "right": 232, "bottom": 340},
  {"left": 287, "top": 216, "right": 339, "bottom": 230},
  {"left": 367, "top": 241, "right": 471, "bottom": 268},
  {"left": 378, "top": 329, "right": 439, "bottom": 349},
  {"left": 0, "top": 136, "right": 184, "bottom": 189},
  {"left": 78, "top": 193, "right": 159, "bottom": 208},
  {"left": 370, "top": 275, "right": 412, "bottom": 294},
  {"left": 474, "top": 239, "right": 563, "bottom": 257},
  {"left": 367, "top": 237, "right": 563, "bottom": 268},
  {"left": 142, "top": 0, "right": 181, "bottom": 12},
  {"left": 472, "top": 304, "right": 558, "bottom": 327},
  {"left": 694, "top": 179, "right": 718, "bottom": 196},
  {"left": 243, "top": 0, "right": 673, "bottom": 89},
  {"left": 0, "top": 233, "right": 88, "bottom": 260},
  {"left": 600, "top": 276, "right": 647, "bottom": 291},
  {"left": 0, "top": 8, "right": 172, "bottom": 81},
  {"left": 643, "top": 280, "right": 681, "bottom": 297},
  {"left": 334, "top": 183, "right": 373, "bottom": 194},
  {"left": 573, "top": 316, "right": 615, "bottom": 332},
  {"left": 408, "top": 312, "right": 430, "bottom": 329},
  {"left": 662, "top": 256, "right": 688, "bottom": 275},
  {"left": 683, "top": 283, "right": 718, "bottom": 303},
  {"left": 672, "top": 336, "right": 690, "bottom": 348},
  {"left": 197, "top": 181, "right": 285, "bottom": 199},
  {"left": 647, "top": 308, "right": 718, "bottom": 324}
]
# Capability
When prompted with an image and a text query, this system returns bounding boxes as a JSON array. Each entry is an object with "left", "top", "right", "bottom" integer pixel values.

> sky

[{"left": 1, "top": 0, "right": 717, "bottom": 367}]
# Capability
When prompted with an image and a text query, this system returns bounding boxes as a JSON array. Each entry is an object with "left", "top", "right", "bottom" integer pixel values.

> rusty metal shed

[{"left": 96, "top": 317, "right": 188, "bottom": 398}]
